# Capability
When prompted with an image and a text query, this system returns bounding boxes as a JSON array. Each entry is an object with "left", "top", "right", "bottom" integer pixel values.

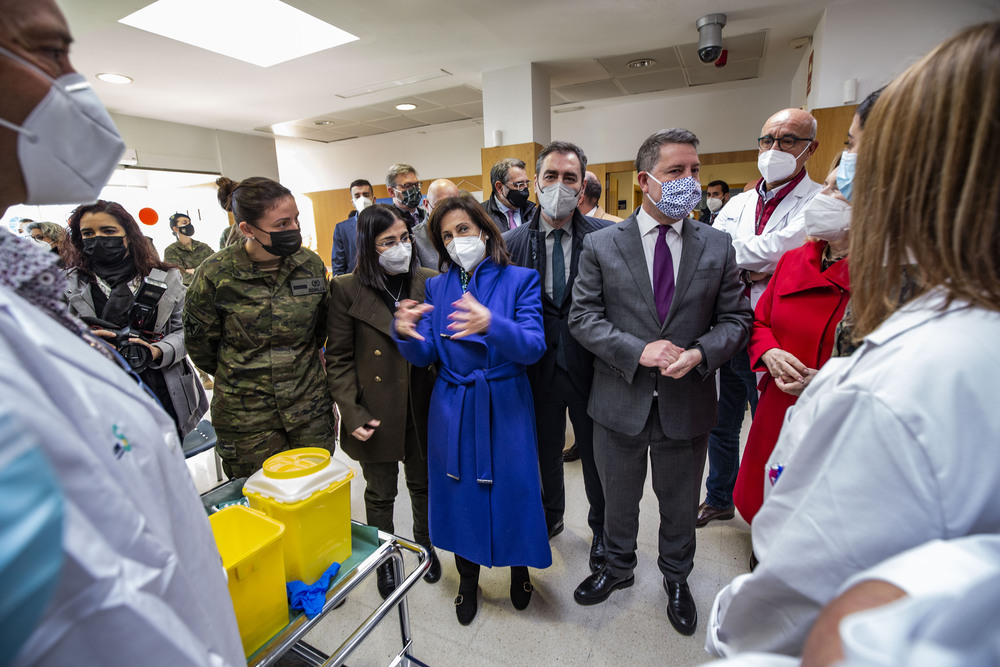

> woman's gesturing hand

[
  {"left": 447, "top": 292, "right": 491, "bottom": 339},
  {"left": 394, "top": 298, "right": 434, "bottom": 340}
]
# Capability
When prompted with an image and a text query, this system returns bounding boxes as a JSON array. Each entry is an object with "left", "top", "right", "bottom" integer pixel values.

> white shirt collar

[
  {"left": 539, "top": 215, "right": 573, "bottom": 236},
  {"left": 637, "top": 205, "right": 684, "bottom": 238}
]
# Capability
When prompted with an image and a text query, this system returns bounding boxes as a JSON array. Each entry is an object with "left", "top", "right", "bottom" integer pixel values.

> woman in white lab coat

[{"left": 708, "top": 21, "right": 1000, "bottom": 659}]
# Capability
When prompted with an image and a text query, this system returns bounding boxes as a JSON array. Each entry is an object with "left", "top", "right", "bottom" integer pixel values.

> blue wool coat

[{"left": 394, "top": 259, "right": 551, "bottom": 568}]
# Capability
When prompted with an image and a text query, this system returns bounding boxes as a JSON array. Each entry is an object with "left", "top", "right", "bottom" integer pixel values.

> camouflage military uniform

[
  {"left": 184, "top": 242, "right": 335, "bottom": 478},
  {"left": 164, "top": 239, "right": 216, "bottom": 286}
]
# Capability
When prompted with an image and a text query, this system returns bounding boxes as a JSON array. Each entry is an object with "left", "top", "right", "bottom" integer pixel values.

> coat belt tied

[{"left": 437, "top": 361, "right": 523, "bottom": 484}]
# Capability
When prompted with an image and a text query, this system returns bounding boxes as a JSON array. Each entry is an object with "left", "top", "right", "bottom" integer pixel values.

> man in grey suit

[{"left": 568, "top": 128, "right": 752, "bottom": 636}]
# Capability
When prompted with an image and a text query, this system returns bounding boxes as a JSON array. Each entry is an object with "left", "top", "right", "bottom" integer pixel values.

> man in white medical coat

[{"left": 0, "top": 0, "right": 245, "bottom": 664}]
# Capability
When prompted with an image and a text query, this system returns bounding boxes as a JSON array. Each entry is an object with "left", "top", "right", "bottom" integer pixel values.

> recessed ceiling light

[
  {"left": 627, "top": 58, "right": 657, "bottom": 69},
  {"left": 552, "top": 105, "right": 585, "bottom": 114},
  {"left": 314, "top": 120, "right": 334, "bottom": 125},
  {"left": 395, "top": 103, "right": 417, "bottom": 111},
  {"left": 96, "top": 73, "right": 133, "bottom": 84},
  {"left": 119, "top": 0, "right": 358, "bottom": 68}
]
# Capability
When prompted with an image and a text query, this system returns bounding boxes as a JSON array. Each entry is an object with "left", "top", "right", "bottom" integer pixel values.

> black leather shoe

[
  {"left": 547, "top": 519, "right": 564, "bottom": 539},
  {"left": 589, "top": 534, "right": 606, "bottom": 573},
  {"left": 423, "top": 547, "right": 442, "bottom": 584},
  {"left": 455, "top": 581, "right": 479, "bottom": 625},
  {"left": 663, "top": 578, "right": 698, "bottom": 636},
  {"left": 696, "top": 501, "right": 736, "bottom": 528},
  {"left": 574, "top": 567, "right": 634, "bottom": 606},
  {"left": 510, "top": 566, "right": 533, "bottom": 610},
  {"left": 563, "top": 443, "right": 580, "bottom": 462},
  {"left": 376, "top": 562, "right": 397, "bottom": 600}
]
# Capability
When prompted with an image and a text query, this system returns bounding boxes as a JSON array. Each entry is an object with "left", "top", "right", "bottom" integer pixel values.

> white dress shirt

[
  {"left": 636, "top": 205, "right": 683, "bottom": 290},
  {"left": 538, "top": 216, "right": 573, "bottom": 300},
  {"left": 707, "top": 290, "right": 1000, "bottom": 659}
]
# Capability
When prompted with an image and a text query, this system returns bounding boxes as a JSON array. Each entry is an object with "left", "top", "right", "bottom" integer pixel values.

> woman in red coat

[{"left": 733, "top": 165, "right": 851, "bottom": 525}]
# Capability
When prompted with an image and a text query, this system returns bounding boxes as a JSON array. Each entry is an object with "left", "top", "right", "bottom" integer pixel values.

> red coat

[{"left": 734, "top": 240, "right": 850, "bottom": 523}]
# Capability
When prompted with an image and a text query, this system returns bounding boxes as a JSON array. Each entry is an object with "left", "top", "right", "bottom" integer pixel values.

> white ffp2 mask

[
  {"left": 802, "top": 193, "right": 852, "bottom": 243},
  {"left": 446, "top": 232, "right": 486, "bottom": 272},
  {"left": 0, "top": 45, "right": 125, "bottom": 206}
]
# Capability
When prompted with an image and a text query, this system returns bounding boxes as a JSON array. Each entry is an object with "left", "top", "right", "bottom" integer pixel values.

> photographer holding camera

[{"left": 64, "top": 200, "right": 207, "bottom": 436}]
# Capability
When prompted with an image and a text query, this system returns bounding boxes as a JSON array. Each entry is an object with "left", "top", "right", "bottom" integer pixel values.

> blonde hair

[{"left": 849, "top": 21, "right": 1000, "bottom": 338}]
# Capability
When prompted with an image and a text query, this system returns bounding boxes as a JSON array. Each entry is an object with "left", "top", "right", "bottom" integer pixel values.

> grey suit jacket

[{"left": 569, "top": 212, "right": 752, "bottom": 439}]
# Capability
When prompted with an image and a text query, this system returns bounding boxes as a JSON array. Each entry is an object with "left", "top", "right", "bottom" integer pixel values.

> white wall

[
  {"left": 808, "top": 0, "right": 998, "bottom": 109},
  {"left": 216, "top": 131, "right": 280, "bottom": 182}
]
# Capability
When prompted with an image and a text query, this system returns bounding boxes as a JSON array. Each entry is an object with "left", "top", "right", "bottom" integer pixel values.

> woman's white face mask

[{"left": 446, "top": 231, "right": 486, "bottom": 272}]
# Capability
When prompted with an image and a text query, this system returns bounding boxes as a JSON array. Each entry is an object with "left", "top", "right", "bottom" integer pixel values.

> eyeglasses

[
  {"left": 506, "top": 180, "right": 531, "bottom": 190},
  {"left": 394, "top": 182, "right": 421, "bottom": 193},
  {"left": 375, "top": 233, "right": 411, "bottom": 249},
  {"left": 758, "top": 135, "right": 814, "bottom": 151}
]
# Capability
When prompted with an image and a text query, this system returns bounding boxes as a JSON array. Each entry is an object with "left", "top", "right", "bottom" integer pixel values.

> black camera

[{"left": 83, "top": 269, "right": 168, "bottom": 373}]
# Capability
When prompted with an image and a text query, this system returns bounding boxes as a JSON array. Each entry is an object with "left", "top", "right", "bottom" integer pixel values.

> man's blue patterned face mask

[{"left": 645, "top": 173, "right": 702, "bottom": 221}]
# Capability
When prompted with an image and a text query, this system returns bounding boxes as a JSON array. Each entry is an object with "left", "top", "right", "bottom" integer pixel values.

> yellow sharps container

[{"left": 243, "top": 448, "right": 355, "bottom": 584}]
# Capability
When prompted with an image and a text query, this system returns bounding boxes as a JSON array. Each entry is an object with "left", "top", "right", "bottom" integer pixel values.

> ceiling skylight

[{"left": 119, "top": 0, "right": 359, "bottom": 68}]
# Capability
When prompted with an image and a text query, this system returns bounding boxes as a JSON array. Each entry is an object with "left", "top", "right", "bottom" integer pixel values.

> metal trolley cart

[{"left": 201, "top": 479, "right": 431, "bottom": 667}]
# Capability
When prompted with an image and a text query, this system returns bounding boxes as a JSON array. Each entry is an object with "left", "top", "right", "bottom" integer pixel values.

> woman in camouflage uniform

[{"left": 184, "top": 177, "right": 335, "bottom": 478}]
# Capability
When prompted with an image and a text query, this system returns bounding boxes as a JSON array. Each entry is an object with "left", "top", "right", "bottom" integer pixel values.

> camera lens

[{"left": 120, "top": 340, "right": 153, "bottom": 373}]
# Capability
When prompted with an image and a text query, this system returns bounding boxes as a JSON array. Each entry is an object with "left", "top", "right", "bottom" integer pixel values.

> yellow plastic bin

[
  {"left": 209, "top": 505, "right": 288, "bottom": 657},
  {"left": 243, "top": 448, "right": 355, "bottom": 584}
]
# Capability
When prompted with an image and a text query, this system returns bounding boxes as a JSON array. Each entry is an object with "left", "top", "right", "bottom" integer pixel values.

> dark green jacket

[
  {"left": 164, "top": 239, "right": 215, "bottom": 286},
  {"left": 184, "top": 243, "right": 331, "bottom": 432}
]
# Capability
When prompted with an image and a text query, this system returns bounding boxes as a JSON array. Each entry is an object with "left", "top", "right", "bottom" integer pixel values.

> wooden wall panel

[
  {"left": 809, "top": 105, "right": 858, "bottom": 183},
  {"left": 480, "top": 143, "right": 543, "bottom": 204}
]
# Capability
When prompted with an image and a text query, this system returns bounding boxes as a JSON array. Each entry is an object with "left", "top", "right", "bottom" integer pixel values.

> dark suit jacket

[
  {"left": 326, "top": 269, "right": 437, "bottom": 462},
  {"left": 504, "top": 210, "right": 611, "bottom": 393},
  {"left": 330, "top": 214, "right": 357, "bottom": 276},
  {"left": 569, "top": 211, "right": 752, "bottom": 438},
  {"left": 483, "top": 193, "right": 537, "bottom": 231}
]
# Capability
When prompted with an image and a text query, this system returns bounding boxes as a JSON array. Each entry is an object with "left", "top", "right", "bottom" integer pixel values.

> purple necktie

[
  {"left": 506, "top": 209, "right": 516, "bottom": 230},
  {"left": 654, "top": 224, "right": 675, "bottom": 323}
]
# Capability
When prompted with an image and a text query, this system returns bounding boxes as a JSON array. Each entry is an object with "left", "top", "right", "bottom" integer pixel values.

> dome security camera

[{"left": 697, "top": 13, "right": 727, "bottom": 64}]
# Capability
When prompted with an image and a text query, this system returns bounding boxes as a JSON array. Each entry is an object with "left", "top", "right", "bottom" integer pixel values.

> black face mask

[
  {"left": 177, "top": 224, "right": 195, "bottom": 236},
  {"left": 504, "top": 186, "right": 531, "bottom": 209},
  {"left": 82, "top": 235, "right": 129, "bottom": 264},
  {"left": 252, "top": 226, "right": 302, "bottom": 257}
]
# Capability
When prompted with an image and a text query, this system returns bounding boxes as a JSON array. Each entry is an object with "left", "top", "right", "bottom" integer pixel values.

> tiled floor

[{"left": 187, "top": 411, "right": 752, "bottom": 666}]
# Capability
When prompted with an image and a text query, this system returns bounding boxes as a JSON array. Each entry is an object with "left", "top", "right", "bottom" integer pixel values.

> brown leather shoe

[{"left": 696, "top": 502, "right": 735, "bottom": 528}]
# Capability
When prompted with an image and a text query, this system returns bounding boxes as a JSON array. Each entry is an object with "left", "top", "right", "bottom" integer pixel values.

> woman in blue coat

[{"left": 393, "top": 194, "right": 550, "bottom": 625}]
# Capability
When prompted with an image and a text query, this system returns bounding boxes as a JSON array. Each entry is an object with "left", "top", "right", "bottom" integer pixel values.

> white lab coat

[
  {"left": 707, "top": 290, "right": 1000, "bottom": 658},
  {"left": 705, "top": 535, "right": 1000, "bottom": 667},
  {"left": 0, "top": 285, "right": 245, "bottom": 667},
  {"left": 712, "top": 175, "right": 821, "bottom": 308}
]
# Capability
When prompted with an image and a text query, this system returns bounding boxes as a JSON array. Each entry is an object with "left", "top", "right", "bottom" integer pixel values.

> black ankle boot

[
  {"left": 376, "top": 561, "right": 397, "bottom": 600},
  {"left": 510, "top": 566, "right": 533, "bottom": 610},
  {"left": 454, "top": 555, "right": 480, "bottom": 625}
]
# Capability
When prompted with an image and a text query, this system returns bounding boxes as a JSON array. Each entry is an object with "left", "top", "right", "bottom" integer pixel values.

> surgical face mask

[
  {"left": 645, "top": 174, "right": 702, "bottom": 220},
  {"left": 803, "top": 193, "right": 852, "bottom": 243},
  {"left": 757, "top": 143, "right": 810, "bottom": 184},
  {"left": 176, "top": 224, "right": 195, "bottom": 237},
  {"left": 503, "top": 185, "right": 531, "bottom": 209},
  {"left": 706, "top": 197, "right": 724, "bottom": 213},
  {"left": 396, "top": 186, "right": 422, "bottom": 209},
  {"left": 251, "top": 225, "right": 302, "bottom": 257},
  {"left": 537, "top": 182, "right": 580, "bottom": 220},
  {"left": 446, "top": 232, "right": 486, "bottom": 272},
  {"left": 82, "top": 235, "right": 128, "bottom": 265},
  {"left": 836, "top": 151, "right": 857, "bottom": 202},
  {"left": 0, "top": 45, "right": 126, "bottom": 206},
  {"left": 378, "top": 241, "right": 412, "bottom": 275},
  {"left": 353, "top": 196, "right": 373, "bottom": 213}
]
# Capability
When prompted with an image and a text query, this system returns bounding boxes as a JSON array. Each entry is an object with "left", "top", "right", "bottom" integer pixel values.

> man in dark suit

[
  {"left": 483, "top": 157, "right": 537, "bottom": 230},
  {"left": 330, "top": 178, "right": 374, "bottom": 275},
  {"left": 503, "top": 141, "right": 611, "bottom": 571},
  {"left": 569, "top": 128, "right": 752, "bottom": 636}
]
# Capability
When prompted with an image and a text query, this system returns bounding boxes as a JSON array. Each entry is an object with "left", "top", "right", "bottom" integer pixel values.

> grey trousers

[
  {"left": 593, "top": 402, "right": 709, "bottom": 583},
  {"left": 358, "top": 417, "right": 430, "bottom": 548}
]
